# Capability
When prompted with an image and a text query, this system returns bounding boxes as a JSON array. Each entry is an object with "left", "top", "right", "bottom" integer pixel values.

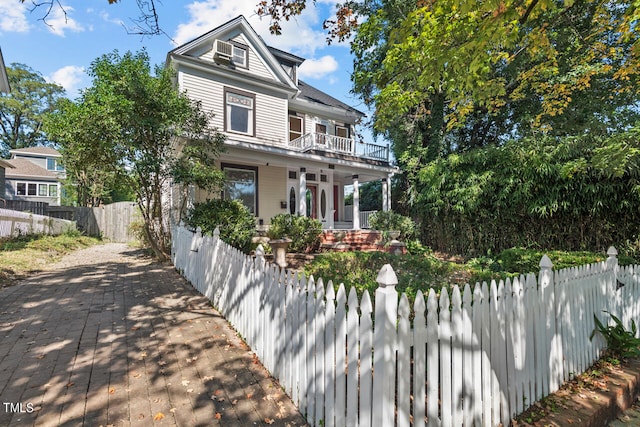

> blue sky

[{"left": 0, "top": 0, "right": 373, "bottom": 136}]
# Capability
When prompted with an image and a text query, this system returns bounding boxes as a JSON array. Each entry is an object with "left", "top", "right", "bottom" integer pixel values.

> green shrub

[
  {"left": 590, "top": 311, "right": 640, "bottom": 359},
  {"left": 267, "top": 214, "right": 322, "bottom": 253},
  {"left": 185, "top": 199, "right": 255, "bottom": 253},
  {"left": 415, "top": 133, "right": 640, "bottom": 257},
  {"left": 368, "top": 210, "right": 417, "bottom": 242}
]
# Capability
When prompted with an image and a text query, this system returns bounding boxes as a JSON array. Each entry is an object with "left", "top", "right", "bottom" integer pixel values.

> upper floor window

[
  {"left": 289, "top": 114, "right": 303, "bottom": 142},
  {"left": 47, "top": 158, "right": 64, "bottom": 171},
  {"left": 335, "top": 125, "right": 350, "bottom": 139},
  {"left": 225, "top": 90, "right": 255, "bottom": 136},
  {"left": 232, "top": 45, "right": 247, "bottom": 67}
]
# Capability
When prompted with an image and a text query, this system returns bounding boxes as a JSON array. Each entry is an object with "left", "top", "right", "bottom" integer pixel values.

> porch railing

[
  {"left": 289, "top": 132, "right": 389, "bottom": 162},
  {"left": 344, "top": 206, "right": 377, "bottom": 228}
]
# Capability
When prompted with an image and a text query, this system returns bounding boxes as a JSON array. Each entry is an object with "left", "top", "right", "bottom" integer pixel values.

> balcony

[{"left": 288, "top": 133, "right": 389, "bottom": 162}]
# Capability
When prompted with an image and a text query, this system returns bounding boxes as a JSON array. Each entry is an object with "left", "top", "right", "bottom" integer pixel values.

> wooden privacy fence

[
  {"left": 172, "top": 224, "right": 640, "bottom": 427},
  {"left": 74, "top": 202, "right": 138, "bottom": 242}
]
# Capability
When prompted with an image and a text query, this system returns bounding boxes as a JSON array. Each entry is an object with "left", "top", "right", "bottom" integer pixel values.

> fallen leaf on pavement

[{"left": 153, "top": 412, "right": 165, "bottom": 421}]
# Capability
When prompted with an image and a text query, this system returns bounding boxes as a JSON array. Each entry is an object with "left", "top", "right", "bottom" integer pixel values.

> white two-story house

[{"left": 168, "top": 16, "right": 398, "bottom": 231}]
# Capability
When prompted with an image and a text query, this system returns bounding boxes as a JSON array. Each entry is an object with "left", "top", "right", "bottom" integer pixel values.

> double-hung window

[
  {"left": 225, "top": 90, "right": 255, "bottom": 136},
  {"left": 222, "top": 164, "right": 258, "bottom": 215},
  {"left": 232, "top": 45, "right": 247, "bottom": 67}
]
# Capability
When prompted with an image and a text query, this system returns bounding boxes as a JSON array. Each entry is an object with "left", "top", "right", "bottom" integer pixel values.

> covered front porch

[
  {"left": 293, "top": 167, "right": 394, "bottom": 231},
  {"left": 187, "top": 139, "right": 400, "bottom": 232}
]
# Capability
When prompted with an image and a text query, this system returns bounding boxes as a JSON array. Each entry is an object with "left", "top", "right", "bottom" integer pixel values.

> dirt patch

[
  {"left": 432, "top": 251, "right": 466, "bottom": 264},
  {"left": 513, "top": 356, "right": 640, "bottom": 426}
]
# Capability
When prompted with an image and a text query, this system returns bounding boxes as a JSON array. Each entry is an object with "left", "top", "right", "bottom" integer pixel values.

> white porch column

[
  {"left": 299, "top": 167, "right": 307, "bottom": 217},
  {"left": 386, "top": 174, "right": 392, "bottom": 211},
  {"left": 352, "top": 174, "right": 360, "bottom": 230},
  {"left": 381, "top": 178, "right": 389, "bottom": 212}
]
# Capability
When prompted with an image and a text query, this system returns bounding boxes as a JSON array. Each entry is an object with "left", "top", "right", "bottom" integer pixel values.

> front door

[{"left": 306, "top": 185, "right": 318, "bottom": 219}]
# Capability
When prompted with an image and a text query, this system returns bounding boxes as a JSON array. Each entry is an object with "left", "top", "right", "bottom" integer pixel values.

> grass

[
  {"left": 304, "top": 247, "right": 638, "bottom": 302},
  {"left": 0, "top": 230, "right": 102, "bottom": 287}
]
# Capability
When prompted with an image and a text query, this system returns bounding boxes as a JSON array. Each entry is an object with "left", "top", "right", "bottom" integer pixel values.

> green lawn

[{"left": 0, "top": 231, "right": 102, "bottom": 287}]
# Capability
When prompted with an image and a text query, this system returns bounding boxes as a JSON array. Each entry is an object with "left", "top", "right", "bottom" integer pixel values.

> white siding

[
  {"left": 304, "top": 115, "right": 354, "bottom": 137},
  {"left": 230, "top": 34, "right": 275, "bottom": 81},
  {"left": 258, "top": 165, "right": 287, "bottom": 223},
  {"left": 179, "top": 67, "right": 288, "bottom": 146}
]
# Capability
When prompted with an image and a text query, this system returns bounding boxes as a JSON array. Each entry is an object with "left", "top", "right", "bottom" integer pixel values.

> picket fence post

[
  {"left": 372, "top": 264, "right": 398, "bottom": 427},
  {"left": 606, "top": 246, "right": 619, "bottom": 318}
]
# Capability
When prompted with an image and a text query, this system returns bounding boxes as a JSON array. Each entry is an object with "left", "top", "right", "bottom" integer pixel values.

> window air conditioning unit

[{"left": 213, "top": 39, "right": 233, "bottom": 61}]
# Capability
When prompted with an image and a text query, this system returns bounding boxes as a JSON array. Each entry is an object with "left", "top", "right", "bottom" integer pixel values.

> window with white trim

[
  {"left": 289, "top": 114, "right": 303, "bottom": 142},
  {"left": 15, "top": 181, "right": 58, "bottom": 197},
  {"left": 47, "top": 158, "right": 64, "bottom": 171},
  {"left": 232, "top": 45, "right": 247, "bottom": 67},
  {"left": 225, "top": 90, "right": 255, "bottom": 136},
  {"left": 335, "top": 125, "right": 350, "bottom": 139}
]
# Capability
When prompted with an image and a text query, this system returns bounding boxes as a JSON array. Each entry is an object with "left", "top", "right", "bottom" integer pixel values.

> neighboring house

[
  {"left": 168, "top": 16, "right": 399, "bottom": 230},
  {"left": 4, "top": 147, "right": 65, "bottom": 206},
  {"left": 0, "top": 159, "right": 15, "bottom": 202}
]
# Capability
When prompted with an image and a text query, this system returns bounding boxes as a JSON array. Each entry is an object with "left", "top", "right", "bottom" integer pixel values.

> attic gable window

[{"left": 232, "top": 45, "right": 247, "bottom": 67}]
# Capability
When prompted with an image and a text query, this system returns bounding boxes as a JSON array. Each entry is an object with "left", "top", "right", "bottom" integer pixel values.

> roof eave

[{"left": 289, "top": 97, "right": 364, "bottom": 123}]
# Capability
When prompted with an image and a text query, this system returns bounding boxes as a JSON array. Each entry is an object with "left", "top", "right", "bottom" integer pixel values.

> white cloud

[
  {"left": 173, "top": 0, "right": 328, "bottom": 56},
  {"left": 48, "top": 65, "right": 86, "bottom": 98},
  {"left": 0, "top": 0, "right": 30, "bottom": 33},
  {"left": 99, "top": 11, "right": 124, "bottom": 27},
  {"left": 46, "top": 5, "right": 85, "bottom": 37},
  {"left": 298, "top": 55, "right": 338, "bottom": 79}
]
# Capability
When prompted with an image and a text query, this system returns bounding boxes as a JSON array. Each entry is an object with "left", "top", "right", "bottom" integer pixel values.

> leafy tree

[
  {"left": 47, "top": 50, "right": 225, "bottom": 261},
  {"left": 359, "top": 180, "right": 382, "bottom": 211},
  {"left": 45, "top": 98, "right": 127, "bottom": 207},
  {"left": 0, "top": 64, "right": 64, "bottom": 157}
]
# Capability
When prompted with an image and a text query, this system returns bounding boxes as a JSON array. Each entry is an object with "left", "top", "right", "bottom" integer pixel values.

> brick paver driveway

[{"left": 0, "top": 243, "right": 307, "bottom": 427}]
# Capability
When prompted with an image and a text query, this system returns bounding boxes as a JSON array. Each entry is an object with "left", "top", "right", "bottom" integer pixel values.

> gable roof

[
  {"left": 4, "top": 158, "right": 58, "bottom": 179},
  {"left": 10, "top": 146, "right": 62, "bottom": 158},
  {"left": 169, "top": 15, "right": 298, "bottom": 94},
  {"left": 297, "top": 80, "right": 365, "bottom": 117},
  {"left": 0, "top": 159, "right": 14, "bottom": 169},
  {"left": 0, "top": 48, "right": 9, "bottom": 93}
]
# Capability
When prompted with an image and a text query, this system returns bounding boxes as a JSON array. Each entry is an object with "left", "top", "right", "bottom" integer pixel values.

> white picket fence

[{"left": 171, "top": 224, "right": 640, "bottom": 427}]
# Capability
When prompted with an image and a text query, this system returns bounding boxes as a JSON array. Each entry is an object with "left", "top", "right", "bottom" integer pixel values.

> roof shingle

[{"left": 4, "top": 158, "right": 59, "bottom": 179}]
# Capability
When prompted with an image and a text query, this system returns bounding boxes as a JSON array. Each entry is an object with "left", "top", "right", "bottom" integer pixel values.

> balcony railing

[{"left": 289, "top": 132, "right": 389, "bottom": 162}]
